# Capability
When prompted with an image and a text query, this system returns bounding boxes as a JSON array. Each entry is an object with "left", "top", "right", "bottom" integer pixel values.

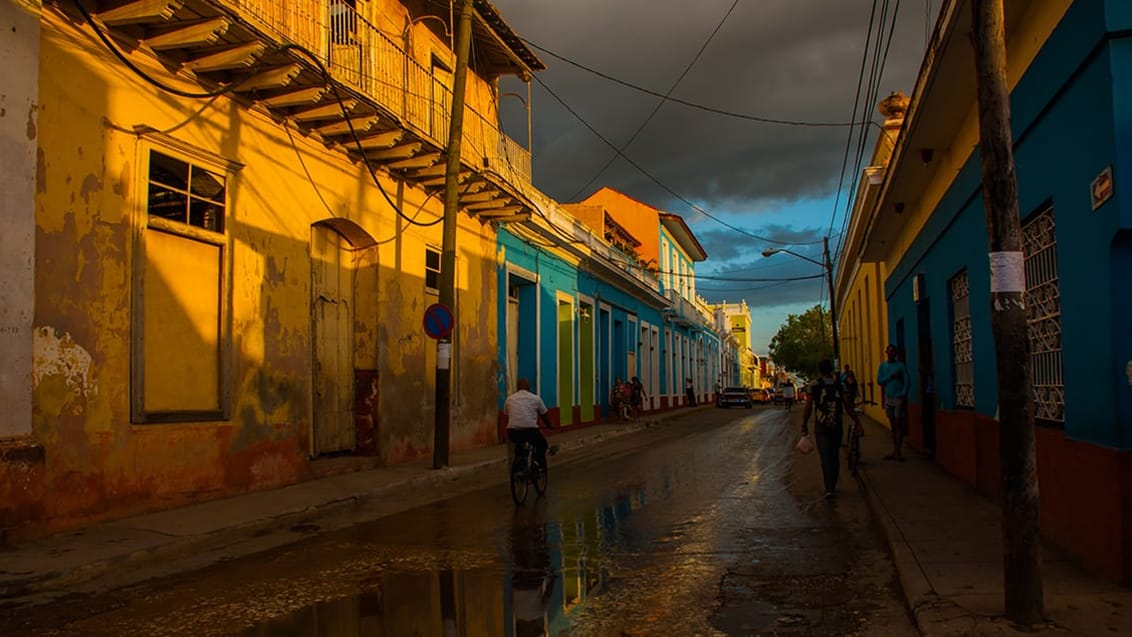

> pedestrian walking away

[
  {"left": 629, "top": 376, "right": 647, "bottom": 421},
  {"left": 685, "top": 377, "right": 697, "bottom": 406},
  {"left": 877, "top": 344, "right": 909, "bottom": 461},
  {"left": 504, "top": 378, "right": 554, "bottom": 468},
  {"left": 801, "top": 359, "right": 862, "bottom": 498}
]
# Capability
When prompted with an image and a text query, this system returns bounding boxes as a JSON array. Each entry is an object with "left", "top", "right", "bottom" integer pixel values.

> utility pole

[
  {"left": 433, "top": 0, "right": 473, "bottom": 469},
  {"left": 971, "top": 0, "right": 1044, "bottom": 624},
  {"left": 823, "top": 236, "right": 840, "bottom": 369}
]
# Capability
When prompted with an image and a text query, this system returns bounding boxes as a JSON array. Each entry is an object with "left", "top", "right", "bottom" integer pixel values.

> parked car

[
  {"left": 750, "top": 387, "right": 773, "bottom": 404},
  {"left": 718, "top": 386, "right": 753, "bottom": 409}
]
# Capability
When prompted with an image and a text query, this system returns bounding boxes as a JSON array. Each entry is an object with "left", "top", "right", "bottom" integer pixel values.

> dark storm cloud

[
  {"left": 493, "top": 0, "right": 930, "bottom": 210},
  {"left": 695, "top": 225, "right": 826, "bottom": 262}
]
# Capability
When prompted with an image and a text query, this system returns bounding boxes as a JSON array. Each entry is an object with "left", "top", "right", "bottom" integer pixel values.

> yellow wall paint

[{"left": 24, "top": 4, "right": 509, "bottom": 533}]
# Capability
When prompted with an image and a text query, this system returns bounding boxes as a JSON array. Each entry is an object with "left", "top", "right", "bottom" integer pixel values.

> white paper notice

[
  {"left": 989, "top": 251, "right": 1025, "bottom": 293},
  {"left": 438, "top": 342, "right": 451, "bottom": 370}
]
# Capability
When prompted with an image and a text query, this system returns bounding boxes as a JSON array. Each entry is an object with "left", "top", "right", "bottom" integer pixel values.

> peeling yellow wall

[{"left": 22, "top": 4, "right": 502, "bottom": 535}]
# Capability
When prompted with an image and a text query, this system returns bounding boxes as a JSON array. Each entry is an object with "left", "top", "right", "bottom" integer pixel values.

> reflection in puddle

[{"left": 236, "top": 484, "right": 669, "bottom": 636}]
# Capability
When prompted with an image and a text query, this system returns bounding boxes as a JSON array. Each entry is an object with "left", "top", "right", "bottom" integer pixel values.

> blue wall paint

[{"left": 885, "top": 2, "right": 1132, "bottom": 447}]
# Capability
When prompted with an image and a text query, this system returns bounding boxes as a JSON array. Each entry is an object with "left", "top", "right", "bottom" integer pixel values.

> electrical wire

[
  {"left": 74, "top": 0, "right": 450, "bottom": 228},
  {"left": 532, "top": 73, "right": 821, "bottom": 246},
  {"left": 524, "top": 39, "right": 862, "bottom": 128},
  {"left": 566, "top": 0, "right": 741, "bottom": 201},
  {"left": 825, "top": 0, "right": 881, "bottom": 241}
]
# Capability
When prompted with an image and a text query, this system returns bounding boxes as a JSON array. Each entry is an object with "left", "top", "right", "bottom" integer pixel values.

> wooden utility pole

[
  {"left": 970, "top": 0, "right": 1044, "bottom": 624},
  {"left": 433, "top": 0, "right": 473, "bottom": 469}
]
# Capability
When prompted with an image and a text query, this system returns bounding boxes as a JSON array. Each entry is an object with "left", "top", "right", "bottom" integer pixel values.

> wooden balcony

[{"left": 58, "top": 0, "right": 540, "bottom": 221}]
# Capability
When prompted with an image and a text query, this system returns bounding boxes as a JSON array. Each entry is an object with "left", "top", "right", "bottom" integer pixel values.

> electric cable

[
  {"left": 825, "top": 0, "right": 881, "bottom": 242},
  {"left": 524, "top": 39, "right": 860, "bottom": 128},
  {"left": 566, "top": 0, "right": 741, "bottom": 201},
  {"left": 532, "top": 73, "right": 822, "bottom": 246}
]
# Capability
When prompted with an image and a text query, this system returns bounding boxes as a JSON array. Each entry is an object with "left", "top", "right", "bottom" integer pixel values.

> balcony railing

[{"left": 220, "top": 0, "right": 531, "bottom": 184}]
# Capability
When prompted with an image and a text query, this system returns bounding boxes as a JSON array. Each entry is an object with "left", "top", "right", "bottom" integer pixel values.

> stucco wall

[{"left": 18, "top": 6, "right": 501, "bottom": 536}]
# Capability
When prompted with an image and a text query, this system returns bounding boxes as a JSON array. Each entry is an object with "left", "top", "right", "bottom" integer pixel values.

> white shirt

[{"left": 504, "top": 389, "right": 548, "bottom": 430}]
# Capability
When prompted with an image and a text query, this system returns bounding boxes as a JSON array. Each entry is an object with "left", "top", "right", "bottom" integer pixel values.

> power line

[
  {"left": 532, "top": 73, "right": 822, "bottom": 246},
  {"left": 524, "top": 39, "right": 863, "bottom": 128},
  {"left": 825, "top": 0, "right": 881, "bottom": 241},
  {"left": 567, "top": 0, "right": 741, "bottom": 201}
]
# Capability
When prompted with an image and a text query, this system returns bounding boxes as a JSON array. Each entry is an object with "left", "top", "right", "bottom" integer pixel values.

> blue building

[{"left": 837, "top": 0, "right": 1132, "bottom": 583}]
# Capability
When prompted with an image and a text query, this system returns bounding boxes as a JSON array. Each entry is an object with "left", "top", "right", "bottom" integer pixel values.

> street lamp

[{"left": 762, "top": 237, "right": 840, "bottom": 369}]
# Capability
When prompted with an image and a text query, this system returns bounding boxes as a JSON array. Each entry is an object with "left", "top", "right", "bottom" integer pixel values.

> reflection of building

[
  {"left": 2, "top": 0, "right": 541, "bottom": 539},
  {"left": 836, "top": 0, "right": 1132, "bottom": 584}
]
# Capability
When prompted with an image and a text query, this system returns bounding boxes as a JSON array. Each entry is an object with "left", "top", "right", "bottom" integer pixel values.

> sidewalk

[
  {"left": 855, "top": 415, "right": 1132, "bottom": 636},
  {"left": 0, "top": 416, "right": 659, "bottom": 605}
]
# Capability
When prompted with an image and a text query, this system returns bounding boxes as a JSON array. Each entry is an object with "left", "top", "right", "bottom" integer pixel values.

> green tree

[{"left": 768, "top": 305, "right": 832, "bottom": 378}]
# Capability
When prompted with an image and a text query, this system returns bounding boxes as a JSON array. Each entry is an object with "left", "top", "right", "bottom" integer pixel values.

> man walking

[
  {"left": 504, "top": 378, "right": 554, "bottom": 468},
  {"left": 801, "top": 359, "right": 862, "bottom": 498},
  {"left": 877, "top": 344, "right": 910, "bottom": 461}
]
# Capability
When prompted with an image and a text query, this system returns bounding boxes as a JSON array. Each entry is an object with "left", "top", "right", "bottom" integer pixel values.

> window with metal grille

[
  {"left": 425, "top": 247, "right": 440, "bottom": 293},
  {"left": 1022, "top": 207, "right": 1064, "bottom": 424},
  {"left": 949, "top": 270, "right": 974, "bottom": 408}
]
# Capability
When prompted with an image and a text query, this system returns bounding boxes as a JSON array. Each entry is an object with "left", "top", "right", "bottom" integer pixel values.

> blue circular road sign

[{"left": 423, "top": 303, "right": 454, "bottom": 340}]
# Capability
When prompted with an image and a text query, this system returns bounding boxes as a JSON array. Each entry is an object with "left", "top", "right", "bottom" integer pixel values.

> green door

[
  {"left": 579, "top": 304, "right": 594, "bottom": 422},
  {"left": 558, "top": 300, "right": 574, "bottom": 426}
]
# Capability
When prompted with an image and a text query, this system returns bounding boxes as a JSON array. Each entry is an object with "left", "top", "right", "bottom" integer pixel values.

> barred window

[
  {"left": 949, "top": 270, "right": 974, "bottom": 408},
  {"left": 1023, "top": 207, "right": 1064, "bottom": 424}
]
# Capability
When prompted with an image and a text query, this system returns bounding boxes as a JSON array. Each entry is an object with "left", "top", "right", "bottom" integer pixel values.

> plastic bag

[{"left": 794, "top": 434, "right": 815, "bottom": 454}]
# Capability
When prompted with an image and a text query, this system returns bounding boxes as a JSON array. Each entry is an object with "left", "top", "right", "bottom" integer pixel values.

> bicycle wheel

[
  {"left": 534, "top": 461, "right": 548, "bottom": 495},
  {"left": 510, "top": 452, "right": 530, "bottom": 505},
  {"left": 847, "top": 434, "right": 861, "bottom": 477}
]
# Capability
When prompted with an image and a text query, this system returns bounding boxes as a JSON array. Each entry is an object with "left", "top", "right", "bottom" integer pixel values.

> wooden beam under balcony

[
  {"left": 365, "top": 142, "right": 421, "bottom": 161},
  {"left": 387, "top": 152, "right": 442, "bottom": 170},
  {"left": 420, "top": 172, "right": 471, "bottom": 187},
  {"left": 184, "top": 42, "right": 266, "bottom": 73},
  {"left": 144, "top": 17, "right": 229, "bottom": 51},
  {"left": 459, "top": 190, "right": 501, "bottom": 203},
  {"left": 355, "top": 130, "right": 403, "bottom": 150},
  {"left": 412, "top": 163, "right": 453, "bottom": 178},
  {"left": 476, "top": 206, "right": 525, "bottom": 218},
  {"left": 291, "top": 100, "right": 357, "bottom": 123},
  {"left": 235, "top": 65, "right": 301, "bottom": 91},
  {"left": 314, "top": 116, "right": 379, "bottom": 137},
  {"left": 260, "top": 86, "right": 329, "bottom": 108},
  {"left": 465, "top": 198, "right": 514, "bottom": 211},
  {"left": 97, "top": 0, "right": 183, "bottom": 26}
]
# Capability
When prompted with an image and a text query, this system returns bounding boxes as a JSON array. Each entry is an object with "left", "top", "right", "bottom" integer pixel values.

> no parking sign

[{"left": 423, "top": 303, "right": 454, "bottom": 340}]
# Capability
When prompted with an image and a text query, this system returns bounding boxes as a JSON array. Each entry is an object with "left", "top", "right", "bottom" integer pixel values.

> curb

[
  {"left": 857, "top": 464, "right": 981, "bottom": 637},
  {"left": 1, "top": 415, "right": 665, "bottom": 603}
]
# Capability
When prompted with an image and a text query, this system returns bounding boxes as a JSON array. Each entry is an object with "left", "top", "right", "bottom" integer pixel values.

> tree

[{"left": 768, "top": 305, "right": 832, "bottom": 378}]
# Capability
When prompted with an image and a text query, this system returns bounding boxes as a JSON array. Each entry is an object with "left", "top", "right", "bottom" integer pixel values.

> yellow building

[
  {"left": 1, "top": 0, "right": 542, "bottom": 539},
  {"left": 832, "top": 93, "right": 905, "bottom": 425}
]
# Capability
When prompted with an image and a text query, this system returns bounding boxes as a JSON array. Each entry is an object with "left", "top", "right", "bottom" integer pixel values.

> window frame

[
  {"left": 425, "top": 245, "right": 441, "bottom": 294},
  {"left": 131, "top": 134, "right": 241, "bottom": 424}
]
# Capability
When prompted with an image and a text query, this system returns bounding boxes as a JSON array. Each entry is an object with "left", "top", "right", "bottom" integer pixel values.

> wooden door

[{"left": 312, "top": 225, "right": 355, "bottom": 455}]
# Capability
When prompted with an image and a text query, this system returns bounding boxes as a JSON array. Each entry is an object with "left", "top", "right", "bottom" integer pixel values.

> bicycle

[
  {"left": 510, "top": 440, "right": 548, "bottom": 505},
  {"left": 846, "top": 399, "right": 876, "bottom": 477}
]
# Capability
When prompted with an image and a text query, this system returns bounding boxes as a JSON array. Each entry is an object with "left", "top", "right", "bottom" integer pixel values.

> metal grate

[
  {"left": 949, "top": 270, "right": 974, "bottom": 408},
  {"left": 1022, "top": 208, "right": 1064, "bottom": 424}
]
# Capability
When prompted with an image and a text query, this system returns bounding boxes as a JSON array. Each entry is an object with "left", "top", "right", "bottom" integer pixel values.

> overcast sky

[{"left": 491, "top": 0, "right": 937, "bottom": 353}]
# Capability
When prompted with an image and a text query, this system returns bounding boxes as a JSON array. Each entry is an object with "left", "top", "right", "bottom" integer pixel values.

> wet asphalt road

[{"left": 3, "top": 406, "right": 916, "bottom": 636}]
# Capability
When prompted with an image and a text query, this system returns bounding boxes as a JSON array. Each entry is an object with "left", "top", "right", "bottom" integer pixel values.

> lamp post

[{"left": 762, "top": 236, "right": 839, "bottom": 369}]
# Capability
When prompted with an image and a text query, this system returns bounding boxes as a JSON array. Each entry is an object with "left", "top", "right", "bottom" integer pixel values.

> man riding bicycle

[{"left": 504, "top": 378, "right": 554, "bottom": 469}]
